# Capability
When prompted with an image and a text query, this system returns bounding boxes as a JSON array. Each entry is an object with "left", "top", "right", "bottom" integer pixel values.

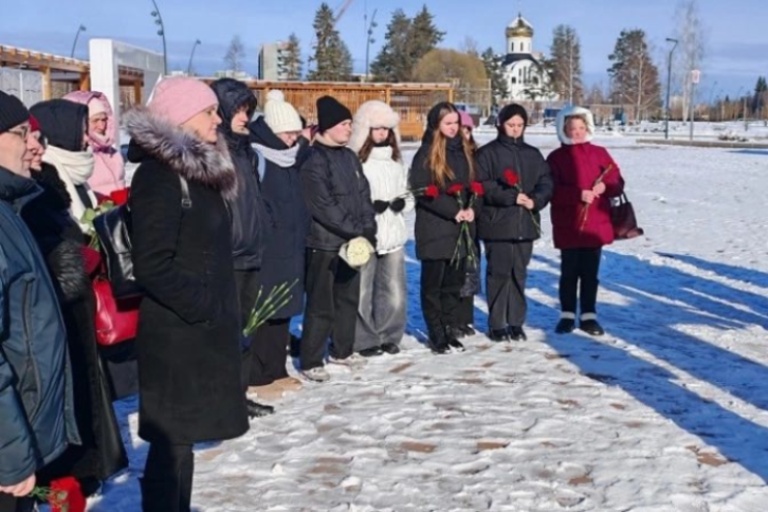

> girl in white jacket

[{"left": 350, "top": 100, "right": 414, "bottom": 356}]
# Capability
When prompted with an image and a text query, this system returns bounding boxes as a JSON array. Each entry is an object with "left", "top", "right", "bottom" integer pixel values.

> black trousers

[
  {"left": 141, "top": 442, "right": 194, "bottom": 512},
  {"left": 0, "top": 494, "right": 32, "bottom": 512},
  {"left": 457, "top": 295, "right": 474, "bottom": 325},
  {"left": 301, "top": 249, "right": 360, "bottom": 370},
  {"left": 420, "top": 259, "right": 465, "bottom": 336},
  {"left": 486, "top": 241, "right": 533, "bottom": 330},
  {"left": 234, "top": 269, "right": 261, "bottom": 390},
  {"left": 249, "top": 319, "right": 290, "bottom": 386},
  {"left": 559, "top": 248, "right": 602, "bottom": 316}
]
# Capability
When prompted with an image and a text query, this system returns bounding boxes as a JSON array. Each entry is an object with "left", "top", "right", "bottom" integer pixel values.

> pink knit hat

[
  {"left": 147, "top": 76, "right": 219, "bottom": 126},
  {"left": 459, "top": 110, "right": 475, "bottom": 129}
]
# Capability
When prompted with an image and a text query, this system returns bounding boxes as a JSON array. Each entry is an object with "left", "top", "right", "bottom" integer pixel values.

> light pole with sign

[{"left": 689, "top": 69, "right": 700, "bottom": 141}]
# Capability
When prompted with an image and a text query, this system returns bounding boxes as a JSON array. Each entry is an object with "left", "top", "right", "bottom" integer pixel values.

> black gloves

[
  {"left": 389, "top": 198, "right": 406, "bottom": 213},
  {"left": 363, "top": 228, "right": 377, "bottom": 248},
  {"left": 373, "top": 200, "right": 390, "bottom": 214}
]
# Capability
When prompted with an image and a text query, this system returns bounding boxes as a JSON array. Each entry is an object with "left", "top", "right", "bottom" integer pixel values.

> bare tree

[
  {"left": 460, "top": 36, "right": 480, "bottom": 57},
  {"left": 673, "top": 0, "right": 707, "bottom": 122},
  {"left": 224, "top": 35, "right": 246, "bottom": 73}
]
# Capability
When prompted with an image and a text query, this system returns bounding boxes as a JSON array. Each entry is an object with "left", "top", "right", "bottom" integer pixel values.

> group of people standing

[{"left": 0, "top": 72, "right": 625, "bottom": 512}]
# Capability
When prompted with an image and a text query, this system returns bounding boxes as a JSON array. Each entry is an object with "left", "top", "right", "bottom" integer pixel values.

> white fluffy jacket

[{"left": 363, "top": 146, "right": 414, "bottom": 254}]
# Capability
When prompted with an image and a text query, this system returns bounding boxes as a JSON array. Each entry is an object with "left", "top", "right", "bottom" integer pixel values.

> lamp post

[
  {"left": 150, "top": 0, "right": 168, "bottom": 75},
  {"left": 187, "top": 39, "right": 201, "bottom": 76},
  {"left": 70, "top": 25, "right": 86, "bottom": 58},
  {"left": 364, "top": 8, "right": 378, "bottom": 82},
  {"left": 664, "top": 38, "right": 678, "bottom": 140}
]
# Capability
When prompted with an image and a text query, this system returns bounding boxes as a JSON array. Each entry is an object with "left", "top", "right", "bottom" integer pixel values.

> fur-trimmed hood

[
  {"left": 349, "top": 100, "right": 401, "bottom": 154},
  {"left": 123, "top": 107, "right": 237, "bottom": 200},
  {"left": 556, "top": 105, "right": 595, "bottom": 145}
]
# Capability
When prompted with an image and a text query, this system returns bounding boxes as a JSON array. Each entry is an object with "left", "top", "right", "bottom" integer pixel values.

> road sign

[{"left": 691, "top": 69, "right": 701, "bottom": 84}]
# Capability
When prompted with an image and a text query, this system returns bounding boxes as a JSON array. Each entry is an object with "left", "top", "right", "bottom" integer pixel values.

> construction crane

[{"left": 334, "top": 0, "right": 355, "bottom": 22}]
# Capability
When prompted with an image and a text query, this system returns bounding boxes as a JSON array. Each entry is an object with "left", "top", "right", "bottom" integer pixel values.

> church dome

[{"left": 506, "top": 13, "right": 533, "bottom": 38}]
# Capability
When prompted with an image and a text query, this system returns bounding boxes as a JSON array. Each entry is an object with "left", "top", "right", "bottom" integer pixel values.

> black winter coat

[
  {"left": 125, "top": 108, "right": 248, "bottom": 445},
  {"left": 410, "top": 134, "right": 477, "bottom": 261},
  {"left": 300, "top": 136, "right": 376, "bottom": 251},
  {"left": 476, "top": 134, "right": 553, "bottom": 241},
  {"left": 0, "top": 167, "right": 79, "bottom": 487},
  {"left": 249, "top": 117, "right": 310, "bottom": 318},
  {"left": 211, "top": 78, "right": 266, "bottom": 271},
  {"left": 22, "top": 166, "right": 128, "bottom": 481}
]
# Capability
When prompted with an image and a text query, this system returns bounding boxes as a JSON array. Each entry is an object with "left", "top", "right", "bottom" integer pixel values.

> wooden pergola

[
  {"left": 201, "top": 79, "right": 455, "bottom": 141},
  {"left": 0, "top": 44, "right": 145, "bottom": 102}
]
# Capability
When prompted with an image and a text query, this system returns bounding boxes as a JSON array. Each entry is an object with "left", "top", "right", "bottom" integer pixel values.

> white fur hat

[
  {"left": 349, "top": 100, "right": 401, "bottom": 154},
  {"left": 556, "top": 105, "right": 595, "bottom": 145},
  {"left": 264, "top": 90, "right": 302, "bottom": 134}
]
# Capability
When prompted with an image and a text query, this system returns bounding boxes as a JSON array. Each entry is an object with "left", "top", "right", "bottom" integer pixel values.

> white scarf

[
  {"left": 42, "top": 145, "right": 97, "bottom": 232},
  {"left": 252, "top": 143, "right": 301, "bottom": 168}
]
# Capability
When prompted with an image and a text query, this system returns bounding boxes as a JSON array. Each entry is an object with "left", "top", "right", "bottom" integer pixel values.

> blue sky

[{"left": 2, "top": 0, "right": 765, "bottom": 98}]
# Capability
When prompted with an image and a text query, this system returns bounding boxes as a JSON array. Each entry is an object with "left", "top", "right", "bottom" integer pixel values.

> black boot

[
  {"left": 246, "top": 399, "right": 275, "bottom": 418},
  {"left": 358, "top": 346, "right": 384, "bottom": 357},
  {"left": 427, "top": 329, "right": 449, "bottom": 354},
  {"left": 381, "top": 343, "right": 401, "bottom": 354},
  {"left": 488, "top": 328, "right": 510, "bottom": 342},
  {"left": 508, "top": 326, "right": 527, "bottom": 341},
  {"left": 580, "top": 319, "right": 605, "bottom": 336},
  {"left": 555, "top": 318, "right": 576, "bottom": 334},
  {"left": 458, "top": 324, "right": 476, "bottom": 337},
  {"left": 444, "top": 326, "right": 465, "bottom": 352}
]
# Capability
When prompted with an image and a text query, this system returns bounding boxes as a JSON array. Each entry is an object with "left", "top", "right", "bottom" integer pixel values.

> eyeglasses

[{"left": 6, "top": 126, "right": 29, "bottom": 140}]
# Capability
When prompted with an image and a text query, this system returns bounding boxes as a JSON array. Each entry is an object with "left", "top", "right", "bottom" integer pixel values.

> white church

[{"left": 500, "top": 14, "right": 558, "bottom": 102}]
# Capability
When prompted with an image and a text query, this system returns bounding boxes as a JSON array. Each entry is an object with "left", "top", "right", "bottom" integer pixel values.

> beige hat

[{"left": 264, "top": 90, "right": 302, "bottom": 134}]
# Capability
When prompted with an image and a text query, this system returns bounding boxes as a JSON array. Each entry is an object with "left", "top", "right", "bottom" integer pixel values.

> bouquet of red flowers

[
  {"left": 409, "top": 184, "right": 440, "bottom": 199},
  {"left": 448, "top": 182, "right": 483, "bottom": 268},
  {"left": 502, "top": 168, "right": 541, "bottom": 234}
]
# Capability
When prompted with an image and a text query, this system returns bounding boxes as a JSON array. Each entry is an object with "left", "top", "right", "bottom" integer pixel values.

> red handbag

[
  {"left": 611, "top": 193, "right": 644, "bottom": 240},
  {"left": 93, "top": 277, "right": 141, "bottom": 347}
]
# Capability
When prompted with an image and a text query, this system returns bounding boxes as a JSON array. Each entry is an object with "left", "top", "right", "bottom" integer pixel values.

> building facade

[
  {"left": 500, "top": 14, "right": 557, "bottom": 102},
  {"left": 258, "top": 42, "right": 289, "bottom": 81}
]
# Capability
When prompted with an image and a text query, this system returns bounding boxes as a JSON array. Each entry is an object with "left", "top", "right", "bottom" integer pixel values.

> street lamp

[
  {"left": 70, "top": 25, "right": 86, "bottom": 58},
  {"left": 187, "top": 39, "right": 201, "bottom": 76},
  {"left": 150, "top": 0, "right": 168, "bottom": 75},
  {"left": 664, "top": 37, "right": 678, "bottom": 140},
  {"left": 364, "top": 9, "right": 378, "bottom": 82}
]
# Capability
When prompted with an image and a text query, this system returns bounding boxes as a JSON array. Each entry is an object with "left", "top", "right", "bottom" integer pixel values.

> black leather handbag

[{"left": 93, "top": 175, "right": 192, "bottom": 299}]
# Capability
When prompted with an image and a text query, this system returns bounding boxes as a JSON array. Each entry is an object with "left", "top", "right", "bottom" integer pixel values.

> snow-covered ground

[{"left": 85, "top": 133, "right": 768, "bottom": 511}]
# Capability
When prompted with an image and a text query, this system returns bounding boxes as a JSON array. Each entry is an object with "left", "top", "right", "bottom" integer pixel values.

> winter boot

[
  {"left": 579, "top": 315, "right": 605, "bottom": 336},
  {"left": 555, "top": 312, "right": 576, "bottom": 334},
  {"left": 246, "top": 399, "right": 275, "bottom": 418},
  {"left": 508, "top": 326, "right": 527, "bottom": 341},
  {"left": 488, "top": 328, "right": 510, "bottom": 342},
  {"left": 427, "top": 329, "right": 449, "bottom": 354},
  {"left": 444, "top": 326, "right": 465, "bottom": 352}
]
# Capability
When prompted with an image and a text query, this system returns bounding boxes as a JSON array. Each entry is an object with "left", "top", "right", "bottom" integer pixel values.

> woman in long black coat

[
  {"left": 21, "top": 112, "right": 128, "bottom": 494},
  {"left": 249, "top": 91, "right": 310, "bottom": 392},
  {"left": 410, "top": 102, "right": 478, "bottom": 354},
  {"left": 124, "top": 77, "right": 248, "bottom": 512}
]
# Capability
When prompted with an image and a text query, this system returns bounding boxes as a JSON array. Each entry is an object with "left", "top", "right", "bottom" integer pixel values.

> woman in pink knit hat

[
  {"left": 63, "top": 90, "right": 126, "bottom": 198},
  {"left": 124, "top": 76, "right": 248, "bottom": 512}
]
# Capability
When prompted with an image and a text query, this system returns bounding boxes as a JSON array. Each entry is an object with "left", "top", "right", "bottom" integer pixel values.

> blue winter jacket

[{"left": 0, "top": 166, "right": 79, "bottom": 486}]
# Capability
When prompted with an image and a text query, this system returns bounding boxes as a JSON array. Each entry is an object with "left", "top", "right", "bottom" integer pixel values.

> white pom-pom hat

[{"left": 264, "top": 89, "right": 302, "bottom": 134}]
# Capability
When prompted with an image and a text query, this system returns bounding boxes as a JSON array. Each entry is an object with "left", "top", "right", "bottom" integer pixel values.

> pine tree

[
  {"left": 548, "top": 25, "right": 583, "bottom": 104},
  {"left": 224, "top": 35, "right": 246, "bottom": 73},
  {"left": 407, "top": 6, "right": 445, "bottom": 71},
  {"left": 481, "top": 47, "right": 509, "bottom": 105},
  {"left": 370, "top": 9, "right": 413, "bottom": 82},
  {"left": 308, "top": 3, "right": 353, "bottom": 81},
  {"left": 608, "top": 29, "right": 662, "bottom": 121},
  {"left": 752, "top": 76, "right": 767, "bottom": 114},
  {"left": 281, "top": 33, "right": 303, "bottom": 81}
]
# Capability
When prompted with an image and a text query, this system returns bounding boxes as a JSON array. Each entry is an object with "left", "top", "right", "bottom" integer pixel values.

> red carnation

[
  {"left": 446, "top": 183, "right": 465, "bottom": 196},
  {"left": 423, "top": 185, "right": 439, "bottom": 198},
  {"left": 503, "top": 169, "right": 519, "bottom": 187},
  {"left": 470, "top": 181, "right": 485, "bottom": 197}
]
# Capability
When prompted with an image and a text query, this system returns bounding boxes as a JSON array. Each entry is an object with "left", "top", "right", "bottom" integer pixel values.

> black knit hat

[
  {"left": 497, "top": 103, "right": 529, "bottom": 133},
  {"left": 316, "top": 95, "right": 352, "bottom": 133},
  {"left": 30, "top": 99, "right": 89, "bottom": 152},
  {"left": 0, "top": 91, "right": 30, "bottom": 134}
]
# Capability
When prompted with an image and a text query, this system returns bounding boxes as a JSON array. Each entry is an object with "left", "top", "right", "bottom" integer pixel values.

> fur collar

[
  {"left": 556, "top": 105, "right": 595, "bottom": 145},
  {"left": 123, "top": 107, "right": 237, "bottom": 200}
]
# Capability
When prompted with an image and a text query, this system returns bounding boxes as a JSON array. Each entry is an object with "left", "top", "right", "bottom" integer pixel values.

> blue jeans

[{"left": 355, "top": 249, "right": 407, "bottom": 351}]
